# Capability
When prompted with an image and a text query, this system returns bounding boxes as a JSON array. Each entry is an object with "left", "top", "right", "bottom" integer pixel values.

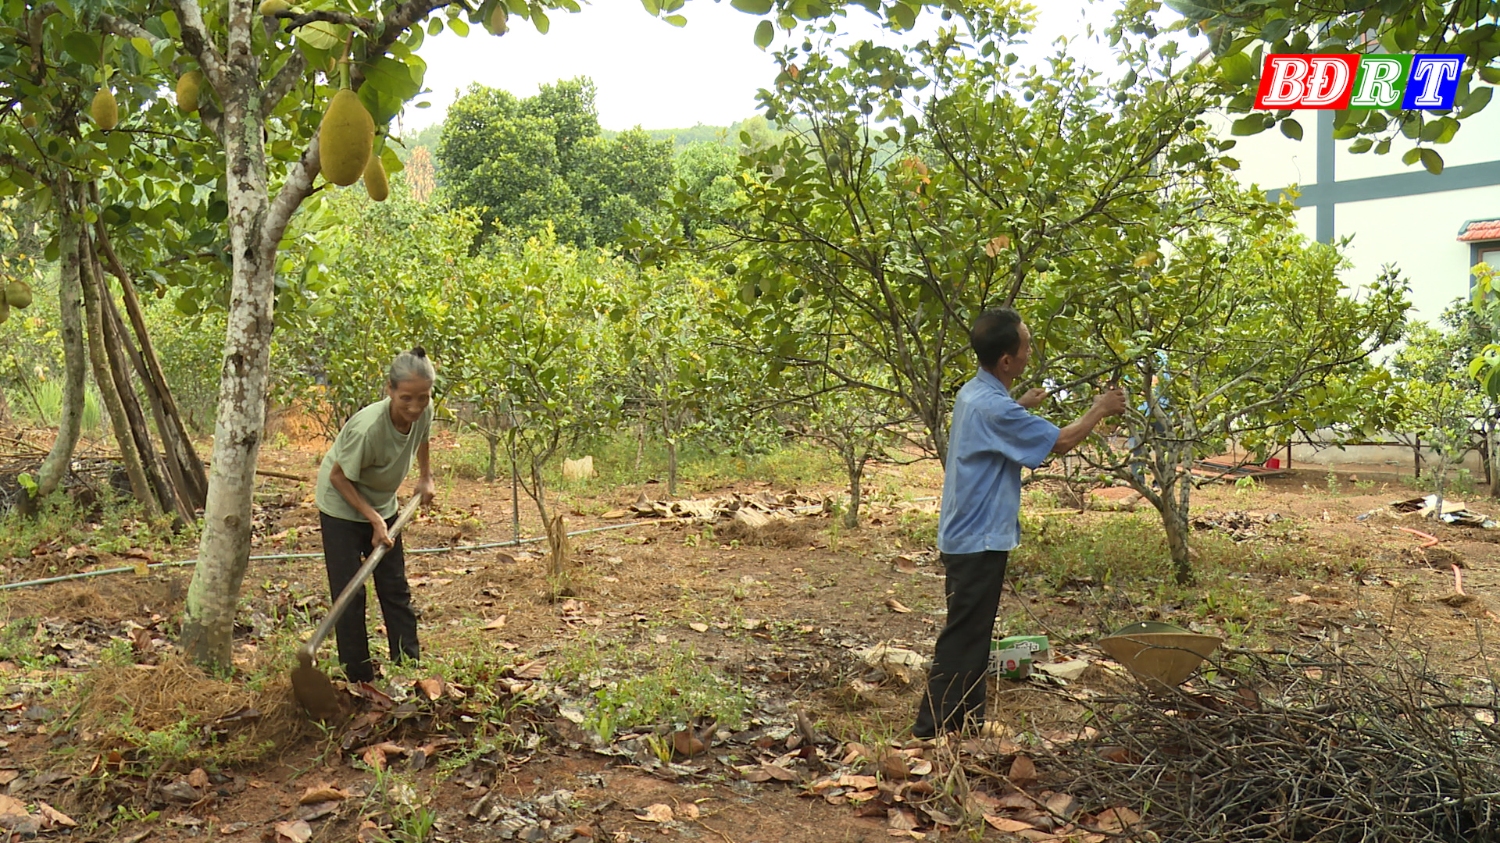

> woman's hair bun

[{"left": 411, "top": 347, "right": 427, "bottom": 358}]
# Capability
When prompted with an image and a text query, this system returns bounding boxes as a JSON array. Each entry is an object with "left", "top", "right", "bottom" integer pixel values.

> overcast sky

[{"left": 397, "top": 0, "right": 1140, "bottom": 135}]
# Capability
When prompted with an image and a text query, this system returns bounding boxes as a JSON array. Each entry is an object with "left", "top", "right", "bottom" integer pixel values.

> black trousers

[
  {"left": 913, "top": 549, "right": 1008, "bottom": 737},
  {"left": 320, "top": 512, "right": 420, "bottom": 683}
]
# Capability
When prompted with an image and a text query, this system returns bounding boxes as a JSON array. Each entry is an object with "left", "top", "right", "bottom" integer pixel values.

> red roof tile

[{"left": 1459, "top": 219, "right": 1500, "bottom": 242}]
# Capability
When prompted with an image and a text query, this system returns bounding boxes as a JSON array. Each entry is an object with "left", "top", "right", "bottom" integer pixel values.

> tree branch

[
  {"left": 167, "top": 0, "right": 228, "bottom": 91},
  {"left": 262, "top": 138, "right": 321, "bottom": 260},
  {"left": 265, "top": 51, "right": 309, "bottom": 112},
  {"left": 96, "top": 12, "right": 160, "bottom": 45},
  {"left": 352, "top": 0, "right": 453, "bottom": 86},
  {"left": 275, "top": 10, "right": 377, "bottom": 33}
]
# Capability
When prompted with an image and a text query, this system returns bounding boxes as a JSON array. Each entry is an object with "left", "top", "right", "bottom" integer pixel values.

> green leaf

[
  {"left": 1348, "top": 138, "right": 1373, "bottom": 154},
  {"left": 1375, "top": 138, "right": 1391, "bottom": 154},
  {"left": 664, "top": 13, "right": 687, "bottom": 26},
  {"left": 62, "top": 32, "right": 101, "bottom": 65},
  {"left": 1230, "top": 115, "right": 1267, "bottom": 136},
  {"left": 1279, "top": 118, "right": 1302, "bottom": 140},
  {"left": 1463, "top": 86, "right": 1492, "bottom": 117},
  {"left": 449, "top": 17, "right": 469, "bottom": 36},
  {"left": 1218, "top": 52, "right": 1254, "bottom": 85},
  {"left": 362, "top": 56, "right": 421, "bottom": 101},
  {"left": 1259, "top": 18, "right": 1291, "bottom": 43},
  {"left": 1419, "top": 148, "right": 1443, "bottom": 175},
  {"left": 296, "top": 20, "right": 344, "bottom": 51},
  {"left": 753, "top": 19, "right": 774, "bottom": 48},
  {"left": 1401, "top": 146, "right": 1421, "bottom": 166},
  {"left": 130, "top": 37, "right": 153, "bottom": 59},
  {"left": 532, "top": 7, "right": 550, "bottom": 33},
  {"left": 889, "top": 2, "right": 916, "bottom": 30},
  {"left": 731, "top": 0, "right": 774, "bottom": 13},
  {"left": 640, "top": 0, "right": 659, "bottom": 13}
]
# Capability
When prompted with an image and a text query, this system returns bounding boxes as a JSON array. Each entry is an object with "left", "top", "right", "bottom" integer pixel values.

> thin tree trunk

[
  {"left": 79, "top": 236, "right": 156, "bottom": 513},
  {"left": 485, "top": 433, "right": 498, "bottom": 483},
  {"left": 90, "top": 188, "right": 208, "bottom": 508},
  {"left": 844, "top": 453, "right": 863, "bottom": 529},
  {"left": 93, "top": 244, "right": 192, "bottom": 524},
  {"left": 31, "top": 181, "right": 86, "bottom": 507}
]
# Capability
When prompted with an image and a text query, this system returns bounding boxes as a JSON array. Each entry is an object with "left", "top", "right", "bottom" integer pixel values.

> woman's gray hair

[{"left": 388, "top": 347, "right": 436, "bottom": 388}]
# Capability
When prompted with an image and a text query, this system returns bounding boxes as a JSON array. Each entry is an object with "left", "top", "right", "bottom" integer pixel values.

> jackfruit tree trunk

[
  {"left": 178, "top": 0, "right": 319, "bottom": 667},
  {"left": 31, "top": 181, "right": 86, "bottom": 508}
]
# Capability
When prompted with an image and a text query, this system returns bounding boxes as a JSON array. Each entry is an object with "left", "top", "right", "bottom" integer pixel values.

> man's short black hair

[{"left": 970, "top": 308, "right": 1024, "bottom": 369}]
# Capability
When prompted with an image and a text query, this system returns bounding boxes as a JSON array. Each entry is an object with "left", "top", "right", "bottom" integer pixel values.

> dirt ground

[{"left": 1, "top": 425, "right": 1498, "bottom": 843}]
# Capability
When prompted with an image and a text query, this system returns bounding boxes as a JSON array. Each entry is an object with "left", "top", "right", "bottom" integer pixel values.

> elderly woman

[{"left": 314, "top": 348, "right": 437, "bottom": 683}]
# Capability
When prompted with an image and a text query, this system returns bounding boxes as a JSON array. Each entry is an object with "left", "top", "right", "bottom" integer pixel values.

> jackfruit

[
  {"left": 91, "top": 87, "right": 117, "bottom": 130},
  {"left": 176, "top": 70, "right": 203, "bottom": 114},
  {"left": 0, "top": 298, "right": 8, "bottom": 325},
  {"left": 363, "top": 154, "right": 388, "bottom": 201},
  {"left": 4, "top": 282, "right": 32, "bottom": 310},
  {"left": 259, "top": 0, "right": 290, "bottom": 15},
  {"left": 317, "top": 89, "right": 373, "bottom": 187},
  {"left": 485, "top": 4, "right": 508, "bottom": 35}
]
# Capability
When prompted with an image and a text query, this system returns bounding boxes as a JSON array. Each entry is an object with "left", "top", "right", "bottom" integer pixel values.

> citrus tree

[
  {"left": 1039, "top": 203, "right": 1409, "bottom": 584},
  {"left": 655, "top": 6, "right": 1249, "bottom": 464}
]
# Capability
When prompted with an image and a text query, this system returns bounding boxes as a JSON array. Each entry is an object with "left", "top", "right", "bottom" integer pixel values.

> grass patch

[
  {"left": 549, "top": 632, "right": 751, "bottom": 741},
  {"left": 1011, "top": 510, "right": 1308, "bottom": 646}
]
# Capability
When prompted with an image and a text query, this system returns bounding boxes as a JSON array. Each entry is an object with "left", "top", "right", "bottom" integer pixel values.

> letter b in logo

[{"left": 1255, "top": 55, "right": 1360, "bottom": 109}]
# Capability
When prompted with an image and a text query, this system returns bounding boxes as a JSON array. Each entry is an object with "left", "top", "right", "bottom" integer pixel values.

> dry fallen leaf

[
  {"left": 678, "top": 803, "right": 700, "bottom": 820},
  {"left": 671, "top": 729, "right": 706, "bottom": 758},
  {"left": 688, "top": 622, "right": 709, "bottom": 633},
  {"left": 885, "top": 597, "right": 912, "bottom": 614},
  {"left": 1009, "top": 754, "right": 1038, "bottom": 786},
  {"left": 1287, "top": 593, "right": 1314, "bottom": 605},
  {"left": 483, "top": 616, "right": 507, "bottom": 631},
  {"left": 299, "top": 786, "right": 350, "bottom": 805},
  {"left": 417, "top": 678, "right": 444, "bottom": 701},
  {"left": 637, "top": 804, "right": 674, "bottom": 823},
  {"left": 880, "top": 751, "right": 911, "bottom": 780},
  {"left": 275, "top": 820, "right": 313, "bottom": 843},
  {"left": 1045, "top": 792, "right": 1080, "bottom": 819},
  {"left": 887, "top": 808, "right": 919, "bottom": 831},
  {"left": 1094, "top": 806, "right": 1143, "bottom": 831},
  {"left": 186, "top": 768, "right": 210, "bottom": 789},
  {"left": 986, "top": 815, "right": 1034, "bottom": 833},
  {"left": 36, "top": 802, "right": 75, "bottom": 828},
  {"left": 0, "top": 794, "right": 28, "bottom": 820},
  {"left": 514, "top": 660, "right": 547, "bottom": 680}
]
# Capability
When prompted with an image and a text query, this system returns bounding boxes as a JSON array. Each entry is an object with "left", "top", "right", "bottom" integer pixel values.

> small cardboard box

[{"left": 991, "top": 635, "right": 1050, "bottom": 679}]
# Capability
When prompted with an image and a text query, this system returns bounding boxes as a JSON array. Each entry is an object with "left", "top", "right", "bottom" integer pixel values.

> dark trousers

[
  {"left": 320, "top": 512, "right": 420, "bottom": 683},
  {"left": 914, "top": 550, "right": 1008, "bottom": 737}
]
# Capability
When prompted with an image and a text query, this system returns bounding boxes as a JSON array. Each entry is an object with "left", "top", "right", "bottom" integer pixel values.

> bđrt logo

[{"left": 1253, "top": 54, "right": 1465, "bottom": 110}]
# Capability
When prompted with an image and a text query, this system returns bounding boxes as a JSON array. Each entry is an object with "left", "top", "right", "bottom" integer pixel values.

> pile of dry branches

[{"left": 1040, "top": 640, "right": 1500, "bottom": 842}]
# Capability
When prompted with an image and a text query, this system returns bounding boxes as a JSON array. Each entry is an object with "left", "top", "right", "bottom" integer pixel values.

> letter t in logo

[{"left": 1405, "top": 55, "right": 1464, "bottom": 109}]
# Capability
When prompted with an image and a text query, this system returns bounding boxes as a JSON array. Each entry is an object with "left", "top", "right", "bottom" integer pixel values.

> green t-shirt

[{"left": 316, "top": 397, "right": 433, "bottom": 522}]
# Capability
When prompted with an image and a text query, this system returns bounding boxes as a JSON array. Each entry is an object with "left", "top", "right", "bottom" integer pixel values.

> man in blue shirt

[{"left": 914, "top": 308, "right": 1125, "bottom": 739}]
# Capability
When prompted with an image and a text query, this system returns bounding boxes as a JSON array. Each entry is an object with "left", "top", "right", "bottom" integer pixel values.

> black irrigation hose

[{"left": 0, "top": 520, "right": 657, "bottom": 592}]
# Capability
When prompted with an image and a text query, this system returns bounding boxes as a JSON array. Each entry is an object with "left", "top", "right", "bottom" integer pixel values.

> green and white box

[{"left": 991, "top": 635, "right": 1050, "bottom": 679}]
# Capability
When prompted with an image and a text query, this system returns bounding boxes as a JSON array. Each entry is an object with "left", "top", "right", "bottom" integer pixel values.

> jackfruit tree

[{"left": 1, "top": 0, "right": 973, "bottom": 671}]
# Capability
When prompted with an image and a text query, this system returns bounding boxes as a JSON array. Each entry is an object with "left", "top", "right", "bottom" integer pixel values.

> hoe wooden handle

[{"left": 298, "top": 495, "right": 423, "bottom": 666}]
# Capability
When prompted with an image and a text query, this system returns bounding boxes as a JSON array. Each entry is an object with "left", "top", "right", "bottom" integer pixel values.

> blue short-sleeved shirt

[{"left": 937, "top": 370, "right": 1061, "bottom": 554}]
